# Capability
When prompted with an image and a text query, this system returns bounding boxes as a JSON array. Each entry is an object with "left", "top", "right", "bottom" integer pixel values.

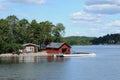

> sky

[{"left": 0, "top": 0, "right": 120, "bottom": 37}]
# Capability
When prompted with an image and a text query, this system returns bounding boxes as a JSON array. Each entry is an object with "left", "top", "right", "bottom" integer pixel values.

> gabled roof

[
  {"left": 46, "top": 42, "right": 71, "bottom": 49},
  {"left": 23, "top": 43, "right": 39, "bottom": 47}
]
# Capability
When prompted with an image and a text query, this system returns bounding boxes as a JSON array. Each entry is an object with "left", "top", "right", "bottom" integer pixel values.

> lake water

[{"left": 0, "top": 45, "right": 120, "bottom": 80}]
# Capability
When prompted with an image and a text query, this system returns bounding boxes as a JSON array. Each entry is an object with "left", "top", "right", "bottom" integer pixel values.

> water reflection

[
  {"left": 19, "top": 56, "right": 37, "bottom": 63},
  {"left": 0, "top": 57, "right": 19, "bottom": 64},
  {"left": 0, "top": 56, "right": 69, "bottom": 64},
  {"left": 47, "top": 56, "right": 65, "bottom": 62}
]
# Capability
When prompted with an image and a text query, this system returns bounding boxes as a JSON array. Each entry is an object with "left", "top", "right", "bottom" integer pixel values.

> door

[{"left": 62, "top": 48, "right": 67, "bottom": 54}]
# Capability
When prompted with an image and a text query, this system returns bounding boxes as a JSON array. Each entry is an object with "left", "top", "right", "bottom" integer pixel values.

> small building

[
  {"left": 23, "top": 43, "right": 39, "bottom": 53},
  {"left": 46, "top": 42, "right": 71, "bottom": 54}
]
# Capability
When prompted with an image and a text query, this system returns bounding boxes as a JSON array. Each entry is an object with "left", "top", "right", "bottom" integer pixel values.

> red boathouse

[{"left": 46, "top": 42, "right": 71, "bottom": 54}]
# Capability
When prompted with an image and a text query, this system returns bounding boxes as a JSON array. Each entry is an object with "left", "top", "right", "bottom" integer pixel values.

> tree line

[
  {"left": 91, "top": 34, "right": 120, "bottom": 44},
  {"left": 64, "top": 33, "right": 120, "bottom": 45},
  {"left": 63, "top": 36, "right": 95, "bottom": 45},
  {"left": 0, "top": 15, "right": 65, "bottom": 53}
]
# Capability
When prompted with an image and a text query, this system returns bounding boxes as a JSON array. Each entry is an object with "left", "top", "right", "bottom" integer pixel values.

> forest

[
  {"left": 64, "top": 34, "right": 120, "bottom": 45},
  {"left": 63, "top": 36, "right": 95, "bottom": 45},
  {"left": 0, "top": 15, "right": 65, "bottom": 53},
  {"left": 91, "top": 34, "right": 120, "bottom": 44}
]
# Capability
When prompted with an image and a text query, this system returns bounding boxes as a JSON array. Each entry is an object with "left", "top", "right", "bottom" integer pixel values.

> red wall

[{"left": 46, "top": 44, "right": 70, "bottom": 54}]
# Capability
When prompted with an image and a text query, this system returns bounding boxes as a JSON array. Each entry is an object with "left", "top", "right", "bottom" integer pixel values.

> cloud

[
  {"left": 84, "top": 0, "right": 120, "bottom": 14},
  {"left": 0, "top": 6, "right": 6, "bottom": 12},
  {"left": 93, "top": 20, "right": 120, "bottom": 36},
  {"left": 89, "top": 28, "right": 98, "bottom": 32},
  {"left": 0, "top": 0, "right": 8, "bottom": 12},
  {"left": 101, "top": 20, "right": 120, "bottom": 33},
  {"left": 85, "top": 0, "right": 119, "bottom": 5},
  {"left": 0, "top": 0, "right": 46, "bottom": 13},
  {"left": 105, "top": 20, "right": 120, "bottom": 28},
  {"left": 71, "top": 11, "right": 103, "bottom": 22},
  {"left": 84, "top": 4, "right": 120, "bottom": 14},
  {"left": 10, "top": 0, "right": 46, "bottom": 4}
]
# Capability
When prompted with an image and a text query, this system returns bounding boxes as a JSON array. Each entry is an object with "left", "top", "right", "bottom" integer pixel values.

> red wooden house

[{"left": 46, "top": 42, "right": 71, "bottom": 54}]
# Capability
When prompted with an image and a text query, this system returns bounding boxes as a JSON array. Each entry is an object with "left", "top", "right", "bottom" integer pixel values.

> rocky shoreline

[{"left": 0, "top": 51, "right": 50, "bottom": 57}]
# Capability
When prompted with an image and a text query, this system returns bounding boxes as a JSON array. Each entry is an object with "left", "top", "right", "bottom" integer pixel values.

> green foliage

[
  {"left": 52, "top": 23, "right": 65, "bottom": 42},
  {"left": 0, "top": 15, "right": 65, "bottom": 53},
  {"left": 63, "top": 36, "right": 95, "bottom": 45},
  {"left": 92, "top": 34, "right": 120, "bottom": 44},
  {"left": 64, "top": 34, "right": 120, "bottom": 45},
  {"left": 19, "top": 18, "right": 29, "bottom": 28},
  {"left": 2, "top": 43, "right": 23, "bottom": 53},
  {"left": 38, "top": 21, "right": 54, "bottom": 45}
]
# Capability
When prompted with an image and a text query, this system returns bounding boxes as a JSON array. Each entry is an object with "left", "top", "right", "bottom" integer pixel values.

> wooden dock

[
  {"left": 54, "top": 53, "right": 96, "bottom": 57},
  {"left": 0, "top": 52, "right": 96, "bottom": 58}
]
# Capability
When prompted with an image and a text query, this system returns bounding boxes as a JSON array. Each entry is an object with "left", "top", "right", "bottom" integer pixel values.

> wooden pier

[{"left": 54, "top": 52, "right": 96, "bottom": 57}]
